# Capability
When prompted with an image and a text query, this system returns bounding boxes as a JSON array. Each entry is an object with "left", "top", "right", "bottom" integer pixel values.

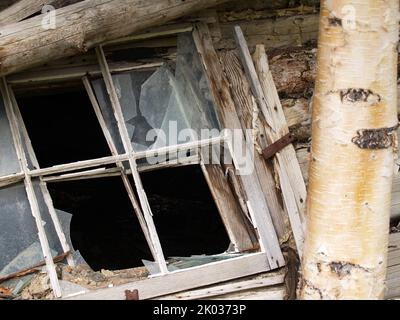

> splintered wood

[
  {"left": 219, "top": 50, "right": 291, "bottom": 246},
  {"left": 232, "top": 26, "right": 306, "bottom": 255},
  {"left": 193, "top": 23, "right": 284, "bottom": 269}
]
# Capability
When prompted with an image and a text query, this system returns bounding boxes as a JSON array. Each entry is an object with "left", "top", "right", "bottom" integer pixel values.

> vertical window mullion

[
  {"left": 82, "top": 75, "right": 157, "bottom": 262},
  {"left": 96, "top": 46, "right": 168, "bottom": 275},
  {"left": 8, "top": 86, "right": 75, "bottom": 268},
  {"left": 0, "top": 77, "right": 62, "bottom": 297}
]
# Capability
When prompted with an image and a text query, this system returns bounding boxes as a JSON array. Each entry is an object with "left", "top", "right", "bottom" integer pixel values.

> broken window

[
  {"left": 0, "top": 182, "right": 63, "bottom": 273},
  {"left": 49, "top": 177, "right": 154, "bottom": 271},
  {"left": 140, "top": 165, "right": 231, "bottom": 274},
  {"left": 17, "top": 89, "right": 112, "bottom": 167},
  {"left": 0, "top": 31, "right": 282, "bottom": 299}
]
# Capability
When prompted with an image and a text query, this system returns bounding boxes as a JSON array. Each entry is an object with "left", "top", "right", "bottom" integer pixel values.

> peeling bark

[
  {"left": 299, "top": 0, "right": 399, "bottom": 300},
  {"left": 352, "top": 125, "right": 398, "bottom": 150},
  {"left": 338, "top": 89, "right": 381, "bottom": 105}
]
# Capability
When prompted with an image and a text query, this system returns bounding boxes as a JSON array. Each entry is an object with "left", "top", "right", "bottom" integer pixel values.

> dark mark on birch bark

[
  {"left": 301, "top": 278, "right": 323, "bottom": 299},
  {"left": 339, "top": 88, "right": 381, "bottom": 104},
  {"left": 328, "top": 16, "right": 342, "bottom": 27},
  {"left": 352, "top": 125, "right": 398, "bottom": 149},
  {"left": 329, "top": 261, "right": 370, "bottom": 278}
]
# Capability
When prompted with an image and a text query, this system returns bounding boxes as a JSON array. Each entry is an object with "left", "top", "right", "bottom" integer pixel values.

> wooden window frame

[{"left": 0, "top": 27, "right": 284, "bottom": 299}]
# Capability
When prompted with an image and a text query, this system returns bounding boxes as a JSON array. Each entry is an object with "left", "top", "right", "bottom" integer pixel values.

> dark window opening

[
  {"left": 47, "top": 165, "right": 230, "bottom": 271},
  {"left": 141, "top": 165, "right": 230, "bottom": 257},
  {"left": 16, "top": 87, "right": 230, "bottom": 271},
  {"left": 48, "top": 177, "right": 153, "bottom": 271},
  {"left": 16, "top": 87, "right": 111, "bottom": 168}
]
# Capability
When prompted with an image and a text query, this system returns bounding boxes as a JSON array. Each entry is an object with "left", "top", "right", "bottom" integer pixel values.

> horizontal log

[
  {"left": 0, "top": 0, "right": 18, "bottom": 11},
  {"left": 0, "top": 1, "right": 83, "bottom": 27},
  {"left": 215, "top": 13, "right": 319, "bottom": 51},
  {"left": 0, "top": 0, "right": 54, "bottom": 27},
  {"left": 0, "top": 0, "right": 229, "bottom": 76}
]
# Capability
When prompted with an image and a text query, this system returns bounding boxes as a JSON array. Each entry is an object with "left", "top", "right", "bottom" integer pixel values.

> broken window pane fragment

[
  {"left": 91, "top": 79, "right": 125, "bottom": 155},
  {"left": 0, "top": 95, "right": 20, "bottom": 176},
  {"left": 175, "top": 32, "right": 221, "bottom": 134},
  {"left": 92, "top": 34, "right": 221, "bottom": 157},
  {"left": 0, "top": 184, "right": 38, "bottom": 273},
  {"left": 0, "top": 182, "right": 67, "bottom": 275}
]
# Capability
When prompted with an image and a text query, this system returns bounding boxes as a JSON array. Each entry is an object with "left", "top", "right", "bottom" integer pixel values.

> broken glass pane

[
  {"left": 0, "top": 95, "right": 20, "bottom": 176},
  {"left": 53, "top": 209, "right": 87, "bottom": 266},
  {"left": 0, "top": 181, "right": 66, "bottom": 274},
  {"left": 175, "top": 32, "right": 221, "bottom": 134},
  {"left": 92, "top": 34, "right": 221, "bottom": 157},
  {"left": 91, "top": 79, "right": 125, "bottom": 155},
  {"left": 140, "top": 66, "right": 200, "bottom": 150},
  {"left": 0, "top": 183, "right": 42, "bottom": 273},
  {"left": 93, "top": 65, "right": 217, "bottom": 152},
  {"left": 55, "top": 209, "right": 73, "bottom": 251},
  {"left": 92, "top": 70, "right": 156, "bottom": 153},
  {"left": 33, "top": 181, "right": 65, "bottom": 255},
  {"left": 115, "top": 70, "right": 159, "bottom": 151},
  {"left": 142, "top": 253, "right": 243, "bottom": 275}
]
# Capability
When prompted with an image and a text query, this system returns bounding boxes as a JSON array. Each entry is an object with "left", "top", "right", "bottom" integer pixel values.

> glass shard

[
  {"left": 0, "top": 182, "right": 66, "bottom": 274},
  {"left": 92, "top": 33, "right": 222, "bottom": 156},
  {"left": 0, "top": 95, "right": 20, "bottom": 176}
]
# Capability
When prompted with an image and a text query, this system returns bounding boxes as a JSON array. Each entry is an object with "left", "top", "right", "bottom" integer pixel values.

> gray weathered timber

[
  {"left": 63, "top": 253, "right": 270, "bottom": 300},
  {"left": 219, "top": 50, "right": 291, "bottom": 245},
  {"left": 233, "top": 26, "right": 306, "bottom": 255},
  {"left": 0, "top": 0, "right": 54, "bottom": 27},
  {"left": 0, "top": 0, "right": 229, "bottom": 76},
  {"left": 192, "top": 23, "right": 284, "bottom": 269}
]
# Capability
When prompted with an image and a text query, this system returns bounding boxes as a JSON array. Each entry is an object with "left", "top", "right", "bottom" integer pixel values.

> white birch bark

[{"left": 300, "top": 0, "right": 399, "bottom": 299}]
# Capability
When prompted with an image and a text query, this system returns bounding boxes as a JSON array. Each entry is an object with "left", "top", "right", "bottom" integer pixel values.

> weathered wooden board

[
  {"left": 63, "top": 253, "right": 270, "bottom": 300},
  {"left": 219, "top": 50, "right": 291, "bottom": 245},
  {"left": 201, "top": 162, "right": 259, "bottom": 251},
  {"left": 0, "top": 0, "right": 230, "bottom": 76},
  {"left": 0, "top": 0, "right": 55, "bottom": 27},
  {"left": 155, "top": 270, "right": 285, "bottom": 300},
  {"left": 208, "top": 286, "right": 285, "bottom": 300},
  {"left": 386, "top": 232, "right": 400, "bottom": 299},
  {"left": 232, "top": 25, "right": 305, "bottom": 254},
  {"left": 192, "top": 23, "right": 284, "bottom": 268}
]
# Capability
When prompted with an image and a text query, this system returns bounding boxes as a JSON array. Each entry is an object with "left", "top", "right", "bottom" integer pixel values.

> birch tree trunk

[{"left": 299, "top": 0, "right": 399, "bottom": 299}]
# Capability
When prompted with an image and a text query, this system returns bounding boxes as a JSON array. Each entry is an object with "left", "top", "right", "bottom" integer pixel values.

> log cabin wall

[
  {"left": 210, "top": 0, "right": 399, "bottom": 223},
  {"left": 1, "top": 0, "right": 399, "bottom": 300},
  {"left": 5, "top": 0, "right": 399, "bottom": 223},
  {"left": 0, "top": 0, "right": 83, "bottom": 11}
]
